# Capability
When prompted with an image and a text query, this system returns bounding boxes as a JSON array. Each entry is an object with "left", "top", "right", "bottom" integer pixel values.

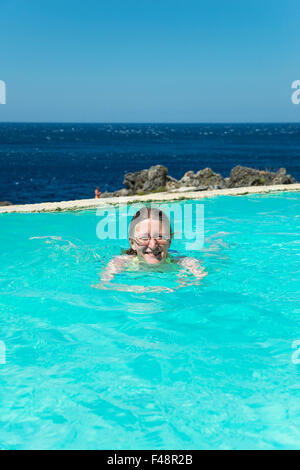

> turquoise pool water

[{"left": 0, "top": 192, "right": 299, "bottom": 450}]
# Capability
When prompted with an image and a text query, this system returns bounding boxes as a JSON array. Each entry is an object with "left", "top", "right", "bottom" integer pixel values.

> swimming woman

[{"left": 95, "top": 206, "right": 207, "bottom": 292}]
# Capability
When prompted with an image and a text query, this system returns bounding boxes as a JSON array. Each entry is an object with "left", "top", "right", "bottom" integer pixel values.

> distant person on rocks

[{"left": 95, "top": 187, "right": 101, "bottom": 199}]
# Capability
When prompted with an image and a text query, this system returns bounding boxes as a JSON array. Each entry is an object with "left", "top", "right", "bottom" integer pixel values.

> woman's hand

[{"left": 175, "top": 257, "right": 208, "bottom": 288}]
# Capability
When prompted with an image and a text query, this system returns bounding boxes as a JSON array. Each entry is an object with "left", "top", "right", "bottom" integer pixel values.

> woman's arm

[
  {"left": 92, "top": 255, "right": 174, "bottom": 293},
  {"left": 99, "top": 255, "right": 131, "bottom": 282},
  {"left": 175, "top": 256, "right": 207, "bottom": 288}
]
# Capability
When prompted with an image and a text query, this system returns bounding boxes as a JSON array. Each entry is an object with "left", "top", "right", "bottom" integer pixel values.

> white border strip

[{"left": 1, "top": 184, "right": 300, "bottom": 214}]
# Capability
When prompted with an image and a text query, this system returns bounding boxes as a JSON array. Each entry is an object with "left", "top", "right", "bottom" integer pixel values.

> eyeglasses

[{"left": 132, "top": 235, "right": 171, "bottom": 246}]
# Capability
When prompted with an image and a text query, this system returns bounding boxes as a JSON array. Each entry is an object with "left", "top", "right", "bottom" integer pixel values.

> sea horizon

[
  {"left": 1, "top": 122, "right": 299, "bottom": 205},
  {"left": 1, "top": 120, "right": 300, "bottom": 124}
]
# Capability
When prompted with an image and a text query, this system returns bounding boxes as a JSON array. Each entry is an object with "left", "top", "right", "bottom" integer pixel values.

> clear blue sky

[{"left": 0, "top": 0, "right": 299, "bottom": 122}]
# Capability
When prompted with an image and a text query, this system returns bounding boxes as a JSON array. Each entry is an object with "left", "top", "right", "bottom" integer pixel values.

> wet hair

[{"left": 123, "top": 206, "right": 173, "bottom": 255}]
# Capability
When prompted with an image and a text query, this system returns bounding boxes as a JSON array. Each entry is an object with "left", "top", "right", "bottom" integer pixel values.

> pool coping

[{"left": 1, "top": 183, "right": 300, "bottom": 213}]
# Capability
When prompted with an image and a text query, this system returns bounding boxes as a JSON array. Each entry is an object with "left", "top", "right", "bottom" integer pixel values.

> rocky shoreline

[
  {"left": 100, "top": 165, "right": 297, "bottom": 198},
  {"left": 0, "top": 165, "right": 298, "bottom": 209}
]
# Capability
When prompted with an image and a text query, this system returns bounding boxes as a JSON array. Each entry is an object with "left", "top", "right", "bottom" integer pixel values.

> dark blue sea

[{"left": 0, "top": 123, "right": 299, "bottom": 204}]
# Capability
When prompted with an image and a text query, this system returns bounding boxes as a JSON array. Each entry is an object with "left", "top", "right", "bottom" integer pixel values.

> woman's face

[{"left": 130, "top": 217, "right": 171, "bottom": 264}]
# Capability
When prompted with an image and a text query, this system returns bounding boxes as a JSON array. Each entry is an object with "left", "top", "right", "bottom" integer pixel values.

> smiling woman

[
  {"left": 95, "top": 205, "right": 207, "bottom": 292},
  {"left": 127, "top": 206, "right": 172, "bottom": 264}
]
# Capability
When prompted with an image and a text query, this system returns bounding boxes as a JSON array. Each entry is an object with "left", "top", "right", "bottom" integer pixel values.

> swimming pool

[{"left": 0, "top": 192, "right": 299, "bottom": 449}]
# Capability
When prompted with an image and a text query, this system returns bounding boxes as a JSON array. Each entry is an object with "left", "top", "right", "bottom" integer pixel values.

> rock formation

[
  {"left": 179, "top": 167, "right": 226, "bottom": 190},
  {"left": 101, "top": 164, "right": 297, "bottom": 198},
  {"left": 123, "top": 165, "right": 168, "bottom": 194},
  {"left": 228, "top": 166, "right": 296, "bottom": 188},
  {"left": 0, "top": 201, "right": 12, "bottom": 206}
]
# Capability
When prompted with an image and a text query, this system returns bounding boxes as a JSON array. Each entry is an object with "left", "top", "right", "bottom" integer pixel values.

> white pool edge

[{"left": 1, "top": 183, "right": 300, "bottom": 213}]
